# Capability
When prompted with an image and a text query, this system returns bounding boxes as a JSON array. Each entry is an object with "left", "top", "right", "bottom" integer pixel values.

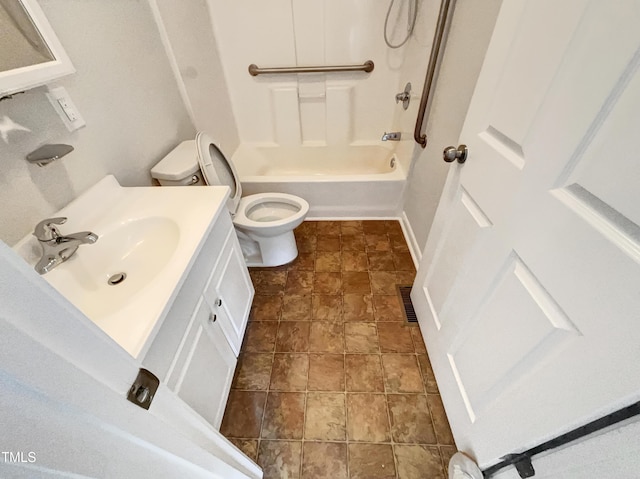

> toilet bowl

[{"left": 151, "top": 132, "right": 309, "bottom": 267}]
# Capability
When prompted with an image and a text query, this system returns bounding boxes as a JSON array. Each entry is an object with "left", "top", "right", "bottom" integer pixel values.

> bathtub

[{"left": 232, "top": 144, "right": 406, "bottom": 217}]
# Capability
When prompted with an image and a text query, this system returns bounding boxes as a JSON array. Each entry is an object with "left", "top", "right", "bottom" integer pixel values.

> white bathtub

[{"left": 232, "top": 144, "right": 406, "bottom": 217}]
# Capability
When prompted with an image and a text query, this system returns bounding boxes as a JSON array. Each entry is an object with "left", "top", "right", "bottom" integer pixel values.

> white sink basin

[
  {"left": 14, "top": 175, "right": 230, "bottom": 357},
  {"left": 48, "top": 217, "right": 180, "bottom": 319}
]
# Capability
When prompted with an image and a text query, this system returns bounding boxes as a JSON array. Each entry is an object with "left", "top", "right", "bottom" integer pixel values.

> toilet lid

[{"left": 196, "top": 131, "right": 242, "bottom": 215}]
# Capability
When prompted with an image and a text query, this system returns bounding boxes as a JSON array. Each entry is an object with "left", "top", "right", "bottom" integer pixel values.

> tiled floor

[{"left": 220, "top": 220, "right": 457, "bottom": 479}]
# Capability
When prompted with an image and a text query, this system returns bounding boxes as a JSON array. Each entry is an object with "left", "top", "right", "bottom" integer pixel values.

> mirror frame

[{"left": 0, "top": 0, "right": 75, "bottom": 97}]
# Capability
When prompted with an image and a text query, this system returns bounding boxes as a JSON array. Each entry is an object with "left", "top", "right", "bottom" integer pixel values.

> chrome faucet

[
  {"left": 33, "top": 217, "right": 98, "bottom": 274},
  {"left": 381, "top": 131, "right": 401, "bottom": 141}
]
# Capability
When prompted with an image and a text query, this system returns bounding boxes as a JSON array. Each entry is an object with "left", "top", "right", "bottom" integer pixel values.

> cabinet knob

[
  {"left": 215, "top": 298, "right": 222, "bottom": 307},
  {"left": 209, "top": 313, "right": 217, "bottom": 323}
]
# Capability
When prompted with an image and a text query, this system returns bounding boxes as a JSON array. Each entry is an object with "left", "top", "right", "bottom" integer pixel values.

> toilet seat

[
  {"left": 195, "top": 132, "right": 309, "bottom": 230},
  {"left": 234, "top": 193, "right": 309, "bottom": 232},
  {"left": 196, "top": 131, "right": 242, "bottom": 214}
]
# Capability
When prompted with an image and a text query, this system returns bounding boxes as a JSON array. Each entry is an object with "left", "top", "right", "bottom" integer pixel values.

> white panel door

[
  {"left": 411, "top": 0, "right": 640, "bottom": 468},
  {"left": 0, "top": 242, "right": 258, "bottom": 478}
]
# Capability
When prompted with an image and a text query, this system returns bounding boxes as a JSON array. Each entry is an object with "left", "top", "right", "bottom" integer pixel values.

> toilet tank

[{"left": 151, "top": 140, "right": 203, "bottom": 186}]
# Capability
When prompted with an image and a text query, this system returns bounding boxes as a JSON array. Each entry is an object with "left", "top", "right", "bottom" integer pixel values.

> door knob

[{"left": 443, "top": 144, "right": 468, "bottom": 164}]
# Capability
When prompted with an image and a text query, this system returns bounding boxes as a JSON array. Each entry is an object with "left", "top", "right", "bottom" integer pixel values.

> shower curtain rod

[
  {"left": 414, "top": 0, "right": 454, "bottom": 148},
  {"left": 248, "top": 61, "right": 374, "bottom": 76}
]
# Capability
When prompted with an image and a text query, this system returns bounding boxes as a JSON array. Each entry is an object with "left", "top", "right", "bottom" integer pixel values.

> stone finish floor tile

[
  {"left": 343, "top": 294, "right": 374, "bottom": 322},
  {"left": 373, "top": 294, "right": 405, "bottom": 322},
  {"left": 233, "top": 353, "right": 273, "bottom": 390},
  {"left": 315, "top": 251, "right": 342, "bottom": 272},
  {"left": 269, "top": 353, "right": 309, "bottom": 391},
  {"left": 342, "top": 250, "right": 369, "bottom": 271},
  {"left": 342, "top": 271, "right": 371, "bottom": 294},
  {"left": 285, "top": 271, "right": 315, "bottom": 295},
  {"left": 250, "top": 295, "right": 282, "bottom": 321},
  {"left": 243, "top": 322, "right": 278, "bottom": 352},
  {"left": 382, "top": 354, "right": 424, "bottom": 393},
  {"left": 411, "top": 326, "right": 428, "bottom": 353},
  {"left": 418, "top": 354, "right": 440, "bottom": 394},
  {"left": 428, "top": 394, "right": 456, "bottom": 445},
  {"left": 316, "top": 234, "right": 341, "bottom": 252},
  {"left": 276, "top": 321, "right": 310, "bottom": 352},
  {"left": 221, "top": 221, "right": 458, "bottom": 476},
  {"left": 369, "top": 271, "right": 398, "bottom": 295},
  {"left": 313, "top": 272, "right": 342, "bottom": 294},
  {"left": 304, "top": 392, "right": 346, "bottom": 441},
  {"left": 309, "top": 322, "right": 344, "bottom": 353},
  {"left": 308, "top": 353, "right": 344, "bottom": 391},
  {"left": 377, "top": 322, "right": 415, "bottom": 352},
  {"left": 347, "top": 393, "right": 390, "bottom": 442},
  {"left": 220, "top": 390, "right": 266, "bottom": 438},
  {"left": 345, "top": 354, "right": 384, "bottom": 392},
  {"left": 302, "top": 442, "right": 348, "bottom": 479},
  {"left": 312, "top": 294, "right": 342, "bottom": 321},
  {"left": 394, "top": 444, "right": 445, "bottom": 479},
  {"left": 261, "top": 392, "right": 306, "bottom": 440},
  {"left": 281, "top": 294, "right": 313, "bottom": 320},
  {"left": 344, "top": 322, "right": 379, "bottom": 353},
  {"left": 228, "top": 438, "right": 258, "bottom": 461},
  {"left": 348, "top": 443, "right": 396, "bottom": 479},
  {"left": 257, "top": 440, "right": 302, "bottom": 479},
  {"left": 387, "top": 394, "right": 437, "bottom": 444}
]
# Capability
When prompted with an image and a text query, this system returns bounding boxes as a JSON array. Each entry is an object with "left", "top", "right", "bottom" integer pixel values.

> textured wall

[
  {"left": 152, "top": 0, "right": 239, "bottom": 154},
  {"left": 399, "top": 0, "right": 503, "bottom": 255},
  {"left": 0, "top": 0, "right": 194, "bottom": 245}
]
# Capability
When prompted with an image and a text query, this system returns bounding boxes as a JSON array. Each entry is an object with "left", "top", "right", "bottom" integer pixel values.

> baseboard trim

[{"left": 400, "top": 211, "right": 422, "bottom": 268}]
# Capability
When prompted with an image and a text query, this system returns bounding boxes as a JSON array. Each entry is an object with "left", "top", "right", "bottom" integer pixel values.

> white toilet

[{"left": 151, "top": 132, "right": 309, "bottom": 267}]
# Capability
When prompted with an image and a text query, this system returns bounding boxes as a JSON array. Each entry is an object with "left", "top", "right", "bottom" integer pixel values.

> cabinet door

[
  {"left": 204, "top": 231, "right": 254, "bottom": 356},
  {"left": 172, "top": 298, "right": 236, "bottom": 429}
]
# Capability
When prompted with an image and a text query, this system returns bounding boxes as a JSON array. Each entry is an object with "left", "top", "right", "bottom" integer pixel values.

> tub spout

[{"left": 381, "top": 131, "right": 401, "bottom": 141}]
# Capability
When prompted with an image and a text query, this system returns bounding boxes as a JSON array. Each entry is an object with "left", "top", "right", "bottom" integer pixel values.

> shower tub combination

[{"left": 232, "top": 143, "right": 406, "bottom": 218}]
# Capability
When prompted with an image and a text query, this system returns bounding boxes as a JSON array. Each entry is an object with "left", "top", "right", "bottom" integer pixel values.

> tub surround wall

[
  {"left": 0, "top": 0, "right": 194, "bottom": 245},
  {"left": 207, "top": 0, "right": 411, "bottom": 146},
  {"left": 151, "top": 0, "right": 240, "bottom": 154},
  {"left": 398, "top": 0, "right": 503, "bottom": 258}
]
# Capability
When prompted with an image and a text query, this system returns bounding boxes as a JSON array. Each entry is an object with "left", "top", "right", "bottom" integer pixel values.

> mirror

[{"left": 0, "top": 0, "right": 74, "bottom": 97}]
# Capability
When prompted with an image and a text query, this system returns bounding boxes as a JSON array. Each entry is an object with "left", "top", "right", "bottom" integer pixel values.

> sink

[
  {"left": 14, "top": 175, "right": 230, "bottom": 357},
  {"left": 47, "top": 217, "right": 180, "bottom": 319}
]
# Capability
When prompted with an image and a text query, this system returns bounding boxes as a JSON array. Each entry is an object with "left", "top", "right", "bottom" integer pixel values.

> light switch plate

[{"left": 46, "top": 86, "right": 86, "bottom": 132}]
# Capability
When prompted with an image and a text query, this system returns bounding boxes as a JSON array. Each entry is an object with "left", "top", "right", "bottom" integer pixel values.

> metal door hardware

[
  {"left": 443, "top": 144, "right": 468, "bottom": 164},
  {"left": 126, "top": 368, "right": 159, "bottom": 410}
]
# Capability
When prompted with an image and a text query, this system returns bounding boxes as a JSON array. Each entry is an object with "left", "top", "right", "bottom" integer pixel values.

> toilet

[{"left": 151, "top": 132, "right": 309, "bottom": 267}]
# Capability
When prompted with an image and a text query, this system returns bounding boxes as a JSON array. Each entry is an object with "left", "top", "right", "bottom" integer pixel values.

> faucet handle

[{"left": 34, "top": 217, "right": 67, "bottom": 241}]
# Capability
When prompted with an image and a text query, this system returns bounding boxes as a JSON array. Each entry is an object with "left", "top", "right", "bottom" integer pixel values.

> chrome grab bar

[
  {"left": 248, "top": 60, "right": 374, "bottom": 76},
  {"left": 414, "top": 0, "right": 454, "bottom": 148}
]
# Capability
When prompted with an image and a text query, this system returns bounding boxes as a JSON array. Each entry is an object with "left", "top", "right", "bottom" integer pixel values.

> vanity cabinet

[
  {"left": 142, "top": 210, "right": 254, "bottom": 429},
  {"left": 169, "top": 297, "right": 236, "bottom": 428},
  {"left": 203, "top": 228, "right": 254, "bottom": 356}
]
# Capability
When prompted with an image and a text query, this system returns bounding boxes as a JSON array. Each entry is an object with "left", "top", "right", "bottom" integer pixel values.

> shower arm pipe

[
  {"left": 414, "top": 0, "right": 454, "bottom": 148},
  {"left": 248, "top": 60, "right": 374, "bottom": 76}
]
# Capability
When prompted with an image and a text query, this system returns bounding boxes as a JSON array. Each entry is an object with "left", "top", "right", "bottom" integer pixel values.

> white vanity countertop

[{"left": 14, "top": 175, "right": 230, "bottom": 358}]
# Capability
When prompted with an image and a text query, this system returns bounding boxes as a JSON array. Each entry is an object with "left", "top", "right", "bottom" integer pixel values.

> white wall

[
  {"left": 0, "top": 0, "right": 195, "bottom": 245},
  {"left": 399, "top": 0, "right": 503, "bottom": 255},
  {"left": 207, "top": 0, "right": 410, "bottom": 146},
  {"left": 151, "top": 0, "right": 240, "bottom": 155}
]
